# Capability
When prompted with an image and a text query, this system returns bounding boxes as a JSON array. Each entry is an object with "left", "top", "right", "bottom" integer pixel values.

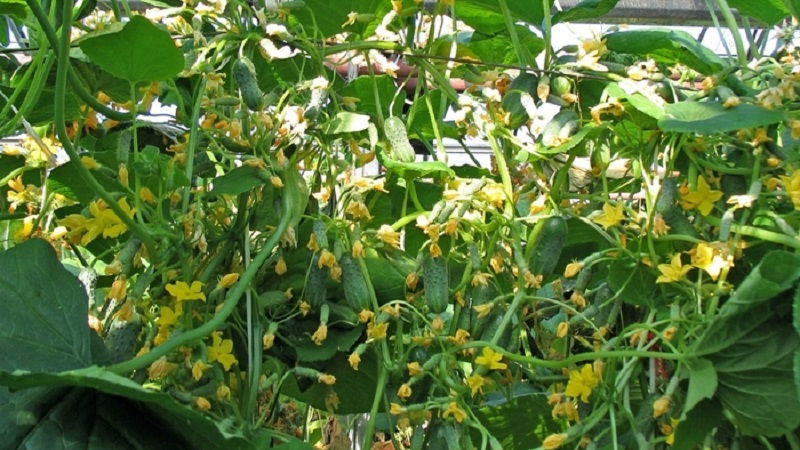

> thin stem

[{"left": 715, "top": 0, "right": 747, "bottom": 65}]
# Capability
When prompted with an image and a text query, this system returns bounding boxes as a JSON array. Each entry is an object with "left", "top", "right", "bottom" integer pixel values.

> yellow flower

[
  {"left": 653, "top": 395, "right": 671, "bottom": 418},
  {"left": 318, "top": 374, "right": 336, "bottom": 385},
  {"left": 81, "top": 156, "right": 100, "bottom": 169},
  {"left": 345, "top": 200, "right": 373, "bottom": 221},
  {"left": 139, "top": 187, "right": 157, "bottom": 205},
  {"left": 473, "top": 303, "right": 493, "bottom": 319},
  {"left": 656, "top": 254, "right": 693, "bottom": 283},
  {"left": 680, "top": 177, "right": 723, "bottom": 216},
  {"left": 466, "top": 374, "right": 486, "bottom": 396},
  {"left": 407, "top": 362, "right": 423, "bottom": 376},
  {"left": 312, "top": 323, "right": 328, "bottom": 345},
  {"left": 348, "top": 352, "right": 361, "bottom": 370},
  {"left": 524, "top": 271, "right": 543, "bottom": 289},
  {"left": 471, "top": 272, "right": 492, "bottom": 287},
  {"left": 318, "top": 249, "right": 336, "bottom": 268},
  {"left": 216, "top": 384, "right": 231, "bottom": 401},
  {"left": 475, "top": 347, "right": 507, "bottom": 371},
  {"left": 207, "top": 331, "right": 237, "bottom": 371},
  {"left": 166, "top": 280, "right": 206, "bottom": 302},
  {"left": 262, "top": 332, "right": 275, "bottom": 350},
  {"left": 689, "top": 242, "right": 731, "bottom": 281},
  {"left": 557, "top": 322, "right": 569, "bottom": 338},
  {"left": 217, "top": 273, "right": 239, "bottom": 289},
  {"left": 542, "top": 433, "right": 568, "bottom": 449},
  {"left": 270, "top": 176, "right": 283, "bottom": 188},
  {"left": 564, "top": 261, "right": 583, "bottom": 278},
  {"left": 397, "top": 383, "right": 412, "bottom": 400},
  {"left": 192, "top": 360, "right": 212, "bottom": 381},
  {"left": 662, "top": 418, "right": 679, "bottom": 445},
  {"left": 780, "top": 169, "right": 800, "bottom": 210},
  {"left": 299, "top": 301, "right": 311, "bottom": 316},
  {"left": 390, "top": 403, "right": 404, "bottom": 415},
  {"left": 592, "top": 202, "right": 625, "bottom": 230},
  {"left": 406, "top": 272, "right": 419, "bottom": 290},
  {"left": 441, "top": 402, "right": 467, "bottom": 423},
  {"left": 376, "top": 224, "right": 401, "bottom": 248},
  {"left": 367, "top": 321, "right": 389, "bottom": 340},
  {"left": 157, "top": 305, "right": 182, "bottom": 327},
  {"left": 275, "top": 257, "right": 287, "bottom": 275},
  {"left": 147, "top": 356, "right": 177, "bottom": 380},
  {"left": 564, "top": 363, "right": 600, "bottom": 403},
  {"left": 193, "top": 396, "right": 211, "bottom": 411},
  {"left": 352, "top": 240, "right": 365, "bottom": 258},
  {"left": 551, "top": 401, "right": 580, "bottom": 422},
  {"left": 448, "top": 329, "right": 470, "bottom": 346},
  {"left": 358, "top": 309, "right": 374, "bottom": 323},
  {"left": 59, "top": 198, "right": 136, "bottom": 246}
]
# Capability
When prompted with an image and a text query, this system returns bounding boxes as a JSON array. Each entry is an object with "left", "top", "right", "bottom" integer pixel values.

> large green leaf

[
  {"left": 210, "top": 165, "right": 269, "bottom": 196},
  {"left": 0, "top": 0, "right": 26, "bottom": 18},
  {"left": 472, "top": 391, "right": 560, "bottom": 449},
  {"left": 456, "top": 0, "right": 553, "bottom": 33},
  {"left": 728, "top": 0, "right": 789, "bottom": 26},
  {"left": 0, "top": 367, "right": 271, "bottom": 450},
  {"left": 0, "top": 239, "right": 93, "bottom": 372},
  {"left": 290, "top": 0, "right": 383, "bottom": 39},
  {"left": 672, "top": 397, "right": 724, "bottom": 450},
  {"left": 605, "top": 29, "right": 726, "bottom": 75},
  {"left": 79, "top": 16, "right": 185, "bottom": 84},
  {"left": 683, "top": 358, "right": 717, "bottom": 413},
  {"left": 338, "top": 75, "right": 404, "bottom": 123},
  {"left": 783, "top": 0, "right": 800, "bottom": 19},
  {"left": 552, "top": 0, "right": 620, "bottom": 24},
  {"left": 326, "top": 111, "right": 371, "bottom": 134},
  {"left": 466, "top": 26, "right": 545, "bottom": 67},
  {"left": 659, "top": 102, "right": 785, "bottom": 134},
  {"left": 607, "top": 256, "right": 657, "bottom": 306}
]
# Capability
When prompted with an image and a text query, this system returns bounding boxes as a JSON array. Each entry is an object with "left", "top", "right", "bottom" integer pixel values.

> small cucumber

[
  {"left": 422, "top": 254, "right": 449, "bottom": 314},
  {"left": 233, "top": 57, "right": 264, "bottom": 111},
  {"left": 654, "top": 178, "right": 678, "bottom": 214},
  {"left": 551, "top": 76, "right": 573, "bottom": 97},
  {"left": 383, "top": 117, "right": 416, "bottom": 162},
  {"left": 312, "top": 219, "right": 329, "bottom": 249},
  {"left": 339, "top": 253, "right": 370, "bottom": 311},
  {"left": 105, "top": 315, "right": 142, "bottom": 364},
  {"left": 467, "top": 282, "right": 497, "bottom": 337},
  {"left": 213, "top": 96, "right": 242, "bottom": 107},
  {"left": 220, "top": 137, "right": 251, "bottom": 153},
  {"left": 526, "top": 215, "right": 568, "bottom": 278},
  {"left": 305, "top": 253, "right": 329, "bottom": 309}
]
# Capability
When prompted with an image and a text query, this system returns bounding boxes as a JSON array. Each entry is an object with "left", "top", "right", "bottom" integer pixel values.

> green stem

[
  {"left": 181, "top": 77, "right": 208, "bottom": 215},
  {"left": 715, "top": 0, "right": 747, "bottom": 66},
  {"left": 362, "top": 360, "right": 389, "bottom": 449},
  {"left": 703, "top": 214, "right": 800, "bottom": 249},
  {"left": 498, "top": 0, "right": 530, "bottom": 68},
  {"left": 107, "top": 171, "right": 297, "bottom": 374},
  {"left": 487, "top": 132, "right": 514, "bottom": 219}
]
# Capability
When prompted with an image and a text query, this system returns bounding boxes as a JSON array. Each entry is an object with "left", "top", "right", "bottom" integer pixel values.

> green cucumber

[
  {"left": 383, "top": 116, "right": 416, "bottom": 162},
  {"left": 654, "top": 178, "right": 678, "bottom": 214},
  {"left": 466, "top": 282, "right": 497, "bottom": 337},
  {"left": 312, "top": 219, "right": 329, "bottom": 249},
  {"left": 526, "top": 215, "right": 568, "bottom": 278},
  {"left": 233, "top": 57, "right": 264, "bottom": 111},
  {"left": 339, "top": 253, "right": 370, "bottom": 311},
  {"left": 422, "top": 254, "right": 449, "bottom": 314},
  {"left": 105, "top": 315, "right": 142, "bottom": 364},
  {"left": 305, "top": 253, "right": 329, "bottom": 309}
]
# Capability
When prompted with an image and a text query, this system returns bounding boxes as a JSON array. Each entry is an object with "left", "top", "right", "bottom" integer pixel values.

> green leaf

[
  {"left": 290, "top": 0, "right": 383, "bottom": 39},
  {"left": 408, "top": 90, "right": 458, "bottom": 140},
  {"left": 727, "top": 0, "right": 789, "bottom": 25},
  {"left": 291, "top": 325, "right": 364, "bottom": 363},
  {"left": 210, "top": 165, "right": 268, "bottom": 196},
  {"left": 607, "top": 256, "right": 657, "bottom": 306},
  {"left": 606, "top": 82, "right": 665, "bottom": 120},
  {"left": 456, "top": 0, "right": 553, "bottom": 33},
  {"left": 0, "top": 0, "right": 27, "bottom": 18},
  {"left": 605, "top": 29, "right": 726, "bottom": 75},
  {"left": 659, "top": 102, "right": 785, "bottom": 134},
  {"left": 0, "top": 367, "right": 259, "bottom": 449},
  {"left": 381, "top": 157, "right": 454, "bottom": 179},
  {"left": 466, "top": 26, "right": 545, "bottom": 67},
  {"left": 0, "top": 239, "right": 92, "bottom": 372},
  {"left": 552, "top": 0, "right": 620, "bottom": 24},
  {"left": 364, "top": 251, "right": 414, "bottom": 303},
  {"left": 795, "top": 349, "right": 800, "bottom": 401},
  {"left": 71, "top": 58, "right": 131, "bottom": 103},
  {"left": 338, "top": 75, "right": 404, "bottom": 122},
  {"left": 326, "top": 111, "right": 371, "bottom": 134},
  {"left": 78, "top": 16, "right": 185, "bottom": 84},
  {"left": 472, "top": 391, "right": 560, "bottom": 449},
  {"left": 672, "top": 397, "right": 724, "bottom": 450},
  {"left": 795, "top": 286, "right": 800, "bottom": 335},
  {"left": 683, "top": 358, "right": 718, "bottom": 413},
  {"left": 782, "top": 0, "right": 800, "bottom": 18}
]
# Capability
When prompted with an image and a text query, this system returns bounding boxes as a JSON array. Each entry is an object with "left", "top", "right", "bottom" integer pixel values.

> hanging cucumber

[
  {"left": 105, "top": 314, "right": 142, "bottom": 364},
  {"left": 383, "top": 116, "right": 416, "bottom": 162},
  {"left": 340, "top": 253, "right": 370, "bottom": 312},
  {"left": 423, "top": 254, "right": 449, "bottom": 314},
  {"left": 233, "top": 57, "right": 264, "bottom": 111},
  {"left": 305, "top": 253, "right": 329, "bottom": 310},
  {"left": 526, "top": 215, "right": 568, "bottom": 278}
]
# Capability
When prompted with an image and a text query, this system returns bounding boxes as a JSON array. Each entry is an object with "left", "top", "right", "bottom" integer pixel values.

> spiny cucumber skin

[
  {"left": 383, "top": 117, "right": 416, "bottom": 162},
  {"left": 468, "top": 283, "right": 496, "bottom": 336},
  {"left": 306, "top": 253, "right": 329, "bottom": 310},
  {"left": 339, "top": 254, "right": 370, "bottom": 311},
  {"left": 105, "top": 318, "right": 142, "bottom": 364},
  {"left": 527, "top": 216, "right": 568, "bottom": 279},
  {"left": 423, "top": 255, "right": 449, "bottom": 314},
  {"left": 233, "top": 58, "right": 264, "bottom": 111}
]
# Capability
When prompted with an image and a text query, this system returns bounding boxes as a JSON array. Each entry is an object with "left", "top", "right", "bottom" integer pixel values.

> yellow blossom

[
  {"left": 441, "top": 402, "right": 467, "bottom": 423},
  {"left": 367, "top": 321, "right": 389, "bottom": 340},
  {"left": 263, "top": 332, "right": 275, "bottom": 350},
  {"left": 473, "top": 303, "right": 493, "bottom": 319},
  {"left": 352, "top": 240, "right": 364, "bottom": 258},
  {"left": 348, "top": 352, "right": 361, "bottom": 370},
  {"left": 157, "top": 306, "right": 181, "bottom": 327},
  {"left": 107, "top": 276, "right": 127, "bottom": 301},
  {"left": 431, "top": 315, "right": 444, "bottom": 331},
  {"left": 194, "top": 396, "right": 211, "bottom": 411},
  {"left": 663, "top": 418, "right": 679, "bottom": 445},
  {"left": 689, "top": 242, "right": 731, "bottom": 281},
  {"left": 445, "top": 217, "right": 459, "bottom": 236},
  {"left": 376, "top": 224, "right": 401, "bottom": 248},
  {"left": 471, "top": 272, "right": 492, "bottom": 287},
  {"left": 663, "top": 326, "right": 677, "bottom": 340},
  {"left": 312, "top": 323, "right": 328, "bottom": 345},
  {"left": 564, "top": 261, "right": 583, "bottom": 278},
  {"left": 406, "top": 272, "right": 419, "bottom": 290},
  {"left": 407, "top": 362, "right": 423, "bottom": 376},
  {"left": 680, "top": 177, "right": 723, "bottom": 216},
  {"left": 397, "top": 383, "right": 412, "bottom": 400},
  {"left": 217, "top": 273, "right": 239, "bottom": 289},
  {"left": 429, "top": 242, "right": 442, "bottom": 258},
  {"left": 166, "top": 280, "right": 206, "bottom": 302},
  {"left": 466, "top": 374, "right": 486, "bottom": 396},
  {"left": 358, "top": 309, "right": 374, "bottom": 323},
  {"left": 207, "top": 331, "right": 238, "bottom": 371},
  {"left": 148, "top": 356, "right": 177, "bottom": 380},
  {"left": 345, "top": 200, "right": 373, "bottom": 220},
  {"left": 390, "top": 403, "right": 403, "bottom": 415},
  {"left": 270, "top": 176, "right": 283, "bottom": 188},
  {"left": 139, "top": 187, "right": 157, "bottom": 205},
  {"left": 592, "top": 202, "right": 625, "bottom": 230},
  {"left": 318, "top": 374, "right": 336, "bottom": 385},
  {"left": 780, "top": 169, "right": 800, "bottom": 210},
  {"left": 557, "top": 322, "right": 569, "bottom": 338},
  {"left": 524, "top": 271, "right": 543, "bottom": 289},
  {"left": 656, "top": 254, "right": 693, "bottom": 283},
  {"left": 564, "top": 364, "right": 600, "bottom": 403},
  {"left": 551, "top": 401, "right": 580, "bottom": 423},
  {"left": 318, "top": 249, "right": 336, "bottom": 268},
  {"left": 275, "top": 257, "right": 287, "bottom": 275},
  {"left": 216, "top": 384, "right": 231, "bottom": 401},
  {"left": 307, "top": 233, "right": 319, "bottom": 251},
  {"left": 448, "top": 329, "right": 470, "bottom": 346},
  {"left": 299, "top": 301, "right": 311, "bottom": 316},
  {"left": 192, "top": 360, "right": 212, "bottom": 381},
  {"left": 653, "top": 395, "right": 671, "bottom": 418},
  {"left": 81, "top": 156, "right": 100, "bottom": 169},
  {"left": 475, "top": 347, "right": 507, "bottom": 370},
  {"left": 571, "top": 292, "right": 586, "bottom": 309},
  {"left": 542, "top": 433, "right": 568, "bottom": 449},
  {"left": 59, "top": 198, "right": 136, "bottom": 246}
]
